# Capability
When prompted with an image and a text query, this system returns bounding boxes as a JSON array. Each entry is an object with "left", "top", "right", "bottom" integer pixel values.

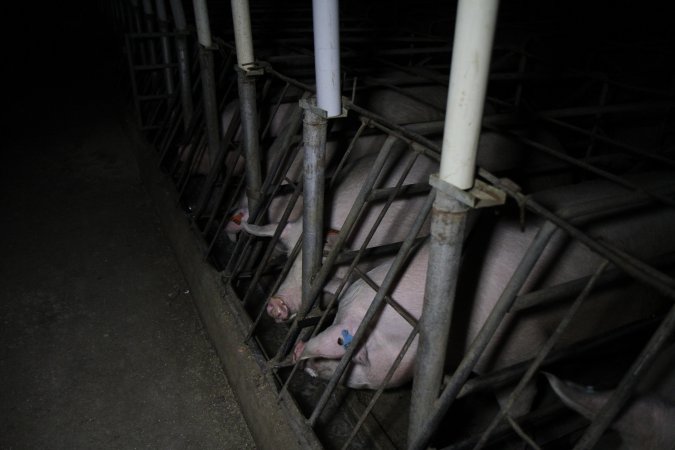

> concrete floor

[{"left": 1, "top": 4, "right": 254, "bottom": 449}]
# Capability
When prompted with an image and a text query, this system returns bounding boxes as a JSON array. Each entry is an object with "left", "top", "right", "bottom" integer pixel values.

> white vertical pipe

[
  {"left": 312, "top": 0, "right": 341, "bottom": 117},
  {"left": 231, "top": 0, "right": 255, "bottom": 69},
  {"left": 192, "top": 0, "right": 213, "bottom": 47},
  {"left": 439, "top": 0, "right": 500, "bottom": 189}
]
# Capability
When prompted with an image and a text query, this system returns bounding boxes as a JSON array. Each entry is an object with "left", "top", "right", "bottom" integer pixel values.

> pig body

[
  {"left": 245, "top": 143, "right": 438, "bottom": 322},
  {"left": 546, "top": 344, "right": 675, "bottom": 450},
  {"left": 294, "top": 172, "right": 675, "bottom": 389}
]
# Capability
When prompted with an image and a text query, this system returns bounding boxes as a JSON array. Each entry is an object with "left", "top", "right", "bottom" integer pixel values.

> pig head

[{"left": 293, "top": 245, "right": 429, "bottom": 389}]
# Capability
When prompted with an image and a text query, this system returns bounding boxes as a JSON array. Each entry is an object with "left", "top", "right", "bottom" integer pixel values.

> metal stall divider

[{"left": 111, "top": 1, "right": 675, "bottom": 447}]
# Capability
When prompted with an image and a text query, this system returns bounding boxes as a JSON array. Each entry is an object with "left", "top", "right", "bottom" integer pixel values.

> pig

[
  {"left": 292, "top": 172, "right": 675, "bottom": 391},
  {"left": 241, "top": 123, "right": 569, "bottom": 322},
  {"left": 293, "top": 245, "right": 430, "bottom": 389},
  {"left": 545, "top": 343, "right": 675, "bottom": 450},
  {"left": 244, "top": 143, "right": 439, "bottom": 322}
]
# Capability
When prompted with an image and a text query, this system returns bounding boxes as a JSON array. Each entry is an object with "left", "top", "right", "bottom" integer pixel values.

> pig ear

[{"left": 545, "top": 372, "right": 610, "bottom": 420}]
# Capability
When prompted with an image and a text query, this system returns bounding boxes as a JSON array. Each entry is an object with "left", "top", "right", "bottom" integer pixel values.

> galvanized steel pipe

[
  {"left": 168, "top": 0, "right": 193, "bottom": 129},
  {"left": 191, "top": 0, "right": 220, "bottom": 164},
  {"left": 409, "top": 221, "right": 558, "bottom": 450},
  {"left": 311, "top": 0, "right": 342, "bottom": 117},
  {"left": 231, "top": 0, "right": 255, "bottom": 70},
  {"left": 141, "top": 0, "right": 158, "bottom": 64},
  {"left": 237, "top": 68, "right": 263, "bottom": 216},
  {"left": 440, "top": 0, "right": 500, "bottom": 189},
  {"left": 408, "top": 188, "right": 468, "bottom": 446},
  {"left": 300, "top": 101, "right": 327, "bottom": 313}
]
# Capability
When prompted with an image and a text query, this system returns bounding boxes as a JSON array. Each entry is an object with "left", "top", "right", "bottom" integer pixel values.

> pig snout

[{"left": 267, "top": 296, "right": 290, "bottom": 322}]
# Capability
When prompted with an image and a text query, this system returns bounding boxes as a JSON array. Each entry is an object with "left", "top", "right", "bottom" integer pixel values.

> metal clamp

[
  {"left": 299, "top": 96, "right": 348, "bottom": 119},
  {"left": 429, "top": 173, "right": 506, "bottom": 209},
  {"left": 234, "top": 63, "right": 264, "bottom": 77}
]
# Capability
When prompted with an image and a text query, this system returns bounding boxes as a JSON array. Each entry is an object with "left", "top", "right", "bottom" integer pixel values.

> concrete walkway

[{"left": 1, "top": 4, "right": 254, "bottom": 449}]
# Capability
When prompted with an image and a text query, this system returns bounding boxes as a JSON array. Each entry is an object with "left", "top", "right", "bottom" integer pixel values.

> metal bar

[
  {"left": 342, "top": 324, "right": 421, "bottom": 450},
  {"left": 261, "top": 83, "right": 290, "bottom": 140},
  {"left": 409, "top": 221, "right": 559, "bottom": 450},
  {"left": 300, "top": 99, "right": 327, "bottom": 316},
  {"left": 141, "top": 0, "right": 158, "bottom": 65},
  {"left": 168, "top": 0, "right": 193, "bottom": 130},
  {"left": 573, "top": 302, "right": 675, "bottom": 449},
  {"left": 479, "top": 169, "right": 675, "bottom": 299},
  {"left": 193, "top": 100, "right": 241, "bottom": 219},
  {"left": 237, "top": 68, "right": 263, "bottom": 216},
  {"left": 197, "top": 46, "right": 221, "bottom": 165},
  {"left": 308, "top": 192, "right": 435, "bottom": 426},
  {"left": 455, "top": 316, "right": 663, "bottom": 399},
  {"left": 272, "top": 135, "right": 403, "bottom": 365},
  {"left": 474, "top": 260, "right": 610, "bottom": 450},
  {"left": 409, "top": 190, "right": 469, "bottom": 444},
  {"left": 410, "top": 0, "right": 499, "bottom": 442},
  {"left": 154, "top": 0, "right": 175, "bottom": 95},
  {"left": 540, "top": 115, "right": 675, "bottom": 169}
]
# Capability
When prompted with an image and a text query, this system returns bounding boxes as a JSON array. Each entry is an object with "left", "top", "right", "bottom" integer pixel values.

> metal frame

[{"left": 107, "top": 0, "right": 675, "bottom": 448}]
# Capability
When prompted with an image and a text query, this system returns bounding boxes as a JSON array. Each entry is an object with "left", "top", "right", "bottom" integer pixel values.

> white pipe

[
  {"left": 312, "top": 0, "right": 341, "bottom": 117},
  {"left": 231, "top": 0, "right": 255, "bottom": 69},
  {"left": 168, "top": 0, "right": 187, "bottom": 30},
  {"left": 192, "top": 0, "right": 213, "bottom": 47},
  {"left": 439, "top": 0, "right": 500, "bottom": 189}
]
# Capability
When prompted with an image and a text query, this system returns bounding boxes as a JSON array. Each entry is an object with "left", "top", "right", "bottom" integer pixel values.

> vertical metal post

[
  {"left": 236, "top": 68, "right": 263, "bottom": 216},
  {"left": 409, "top": 0, "right": 500, "bottom": 446},
  {"left": 168, "top": 0, "right": 193, "bottom": 130},
  {"left": 192, "top": 0, "right": 221, "bottom": 164},
  {"left": 141, "top": 0, "right": 158, "bottom": 64},
  {"left": 409, "top": 222, "right": 558, "bottom": 450},
  {"left": 154, "top": 0, "right": 175, "bottom": 95},
  {"left": 408, "top": 181, "right": 468, "bottom": 441},
  {"left": 300, "top": 99, "right": 327, "bottom": 314},
  {"left": 130, "top": 0, "right": 148, "bottom": 64}
]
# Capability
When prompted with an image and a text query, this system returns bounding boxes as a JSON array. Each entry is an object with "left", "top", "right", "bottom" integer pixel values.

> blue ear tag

[{"left": 341, "top": 329, "right": 353, "bottom": 349}]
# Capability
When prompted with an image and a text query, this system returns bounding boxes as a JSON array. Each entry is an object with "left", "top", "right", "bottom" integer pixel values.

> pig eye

[{"left": 337, "top": 337, "right": 344, "bottom": 346}]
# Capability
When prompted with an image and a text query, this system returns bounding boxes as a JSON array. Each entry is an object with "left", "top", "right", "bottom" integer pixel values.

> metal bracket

[
  {"left": 429, "top": 173, "right": 506, "bottom": 209},
  {"left": 299, "top": 96, "right": 348, "bottom": 119},
  {"left": 234, "top": 63, "right": 264, "bottom": 77}
]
